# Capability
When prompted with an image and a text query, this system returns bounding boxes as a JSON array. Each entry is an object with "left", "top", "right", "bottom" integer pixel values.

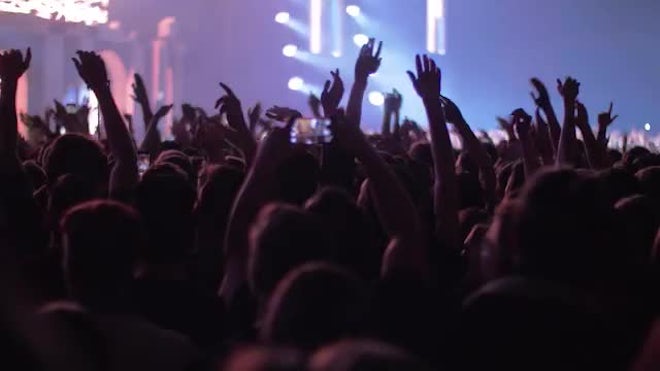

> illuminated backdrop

[{"left": 0, "top": 0, "right": 109, "bottom": 25}]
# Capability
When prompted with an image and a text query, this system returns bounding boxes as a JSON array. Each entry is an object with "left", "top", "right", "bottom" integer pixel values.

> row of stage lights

[{"left": 275, "top": 4, "right": 387, "bottom": 106}]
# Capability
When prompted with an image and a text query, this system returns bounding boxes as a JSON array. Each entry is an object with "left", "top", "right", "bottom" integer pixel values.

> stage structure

[{"left": 0, "top": 0, "right": 181, "bottom": 141}]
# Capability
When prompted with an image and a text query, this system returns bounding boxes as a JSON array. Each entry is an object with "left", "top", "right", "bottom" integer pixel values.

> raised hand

[
  {"left": 154, "top": 104, "right": 173, "bottom": 120},
  {"left": 308, "top": 93, "right": 322, "bottom": 119},
  {"left": 384, "top": 89, "right": 402, "bottom": 115},
  {"left": 0, "top": 48, "right": 31, "bottom": 83},
  {"left": 265, "top": 106, "right": 302, "bottom": 123},
  {"left": 72, "top": 51, "right": 109, "bottom": 91},
  {"left": 407, "top": 54, "right": 441, "bottom": 101},
  {"left": 321, "top": 69, "right": 344, "bottom": 116},
  {"left": 440, "top": 95, "right": 465, "bottom": 124},
  {"left": 131, "top": 73, "right": 149, "bottom": 105},
  {"left": 557, "top": 77, "right": 580, "bottom": 102},
  {"left": 247, "top": 102, "right": 262, "bottom": 133},
  {"left": 215, "top": 83, "right": 255, "bottom": 154},
  {"left": 497, "top": 116, "right": 516, "bottom": 140},
  {"left": 530, "top": 78, "right": 551, "bottom": 108},
  {"left": 598, "top": 102, "right": 618, "bottom": 129},
  {"left": 512, "top": 108, "right": 532, "bottom": 138},
  {"left": 355, "top": 38, "right": 382, "bottom": 81},
  {"left": 575, "top": 101, "right": 589, "bottom": 129}
]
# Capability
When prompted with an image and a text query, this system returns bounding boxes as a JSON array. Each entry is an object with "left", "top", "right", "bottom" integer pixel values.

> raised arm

[
  {"left": 575, "top": 101, "right": 606, "bottom": 169},
  {"left": 442, "top": 95, "right": 496, "bottom": 211},
  {"left": 346, "top": 38, "right": 381, "bottom": 125},
  {"left": 131, "top": 73, "right": 153, "bottom": 132},
  {"left": 139, "top": 104, "right": 173, "bottom": 155},
  {"left": 73, "top": 51, "right": 138, "bottom": 195},
  {"left": 512, "top": 108, "right": 541, "bottom": 176},
  {"left": 555, "top": 77, "right": 580, "bottom": 166},
  {"left": 597, "top": 102, "right": 618, "bottom": 152},
  {"left": 320, "top": 69, "right": 344, "bottom": 118},
  {"left": 0, "top": 48, "right": 30, "bottom": 159},
  {"left": 215, "top": 83, "right": 257, "bottom": 164},
  {"left": 534, "top": 108, "right": 555, "bottom": 165},
  {"left": 220, "top": 115, "right": 297, "bottom": 302},
  {"left": 332, "top": 110, "right": 426, "bottom": 277},
  {"left": 531, "top": 78, "right": 561, "bottom": 151},
  {"left": 407, "top": 55, "right": 459, "bottom": 251}
]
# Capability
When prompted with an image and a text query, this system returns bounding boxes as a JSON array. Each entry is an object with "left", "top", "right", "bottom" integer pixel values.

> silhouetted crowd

[{"left": 1, "top": 38, "right": 660, "bottom": 371}]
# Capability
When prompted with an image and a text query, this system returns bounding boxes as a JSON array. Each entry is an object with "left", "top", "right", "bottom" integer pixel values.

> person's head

[
  {"left": 249, "top": 203, "right": 334, "bottom": 299},
  {"left": 223, "top": 346, "right": 305, "bottom": 371},
  {"left": 607, "top": 149, "right": 623, "bottom": 165},
  {"left": 408, "top": 142, "right": 433, "bottom": 171},
  {"left": 43, "top": 134, "right": 108, "bottom": 196},
  {"left": 636, "top": 166, "right": 660, "bottom": 206},
  {"left": 155, "top": 149, "right": 196, "bottom": 187},
  {"left": 597, "top": 167, "right": 641, "bottom": 206},
  {"left": 260, "top": 263, "right": 369, "bottom": 351},
  {"left": 310, "top": 340, "right": 431, "bottom": 371},
  {"left": 276, "top": 149, "right": 320, "bottom": 205},
  {"left": 136, "top": 163, "right": 196, "bottom": 264},
  {"left": 60, "top": 200, "right": 142, "bottom": 309},
  {"left": 623, "top": 146, "right": 651, "bottom": 170},
  {"left": 615, "top": 194, "right": 659, "bottom": 268},
  {"left": 515, "top": 168, "right": 618, "bottom": 285},
  {"left": 195, "top": 164, "right": 244, "bottom": 223},
  {"left": 305, "top": 187, "right": 379, "bottom": 280},
  {"left": 48, "top": 174, "right": 96, "bottom": 232}
]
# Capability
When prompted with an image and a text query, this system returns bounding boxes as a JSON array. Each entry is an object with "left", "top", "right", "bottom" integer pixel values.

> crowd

[{"left": 1, "top": 36, "right": 660, "bottom": 371}]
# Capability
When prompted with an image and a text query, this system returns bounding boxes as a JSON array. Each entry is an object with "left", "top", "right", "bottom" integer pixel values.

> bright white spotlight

[
  {"left": 310, "top": 0, "right": 322, "bottom": 53},
  {"left": 353, "top": 34, "right": 369, "bottom": 47},
  {"left": 288, "top": 77, "right": 305, "bottom": 91},
  {"left": 282, "top": 44, "right": 298, "bottom": 58},
  {"left": 331, "top": 51, "right": 342, "bottom": 58},
  {"left": 275, "top": 12, "right": 290, "bottom": 24},
  {"left": 644, "top": 123, "right": 652, "bottom": 131},
  {"left": 368, "top": 91, "right": 385, "bottom": 106},
  {"left": 346, "top": 5, "right": 361, "bottom": 17}
]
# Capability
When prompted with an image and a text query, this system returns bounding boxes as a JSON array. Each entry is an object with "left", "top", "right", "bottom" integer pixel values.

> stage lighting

[
  {"left": 310, "top": 0, "right": 322, "bottom": 53},
  {"left": 332, "top": 51, "right": 342, "bottom": 58},
  {"left": 288, "top": 77, "right": 305, "bottom": 91},
  {"left": 353, "top": 34, "right": 369, "bottom": 47},
  {"left": 346, "top": 5, "right": 361, "bottom": 17},
  {"left": 282, "top": 44, "right": 298, "bottom": 58},
  {"left": 368, "top": 91, "right": 385, "bottom": 106},
  {"left": 275, "top": 12, "right": 290, "bottom": 24},
  {"left": 645, "top": 123, "right": 652, "bottom": 131}
]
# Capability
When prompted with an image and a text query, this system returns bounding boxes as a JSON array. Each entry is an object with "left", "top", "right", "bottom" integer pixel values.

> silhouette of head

[
  {"left": 305, "top": 187, "right": 379, "bottom": 280},
  {"left": 249, "top": 203, "right": 334, "bottom": 299},
  {"left": 310, "top": 340, "right": 431, "bottom": 371},
  {"left": 60, "top": 200, "right": 142, "bottom": 309},
  {"left": 136, "top": 163, "right": 196, "bottom": 264},
  {"left": 260, "top": 263, "right": 368, "bottom": 350},
  {"left": 43, "top": 134, "right": 108, "bottom": 196},
  {"left": 515, "top": 168, "right": 618, "bottom": 284}
]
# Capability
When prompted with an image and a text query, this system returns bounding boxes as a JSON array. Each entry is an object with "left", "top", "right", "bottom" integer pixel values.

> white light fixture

[
  {"left": 368, "top": 91, "right": 385, "bottom": 106},
  {"left": 644, "top": 123, "right": 652, "bottom": 131},
  {"left": 346, "top": 5, "right": 361, "bottom": 17},
  {"left": 282, "top": 44, "right": 298, "bottom": 58},
  {"left": 288, "top": 77, "right": 305, "bottom": 91},
  {"left": 331, "top": 51, "right": 342, "bottom": 58},
  {"left": 310, "top": 0, "right": 322, "bottom": 54},
  {"left": 275, "top": 12, "right": 290, "bottom": 24},
  {"left": 353, "top": 34, "right": 369, "bottom": 47}
]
